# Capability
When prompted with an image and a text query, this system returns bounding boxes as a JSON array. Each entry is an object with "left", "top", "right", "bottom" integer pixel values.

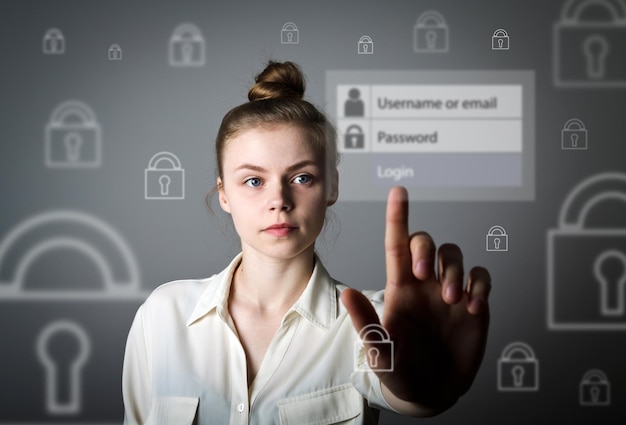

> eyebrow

[{"left": 234, "top": 160, "right": 319, "bottom": 173}]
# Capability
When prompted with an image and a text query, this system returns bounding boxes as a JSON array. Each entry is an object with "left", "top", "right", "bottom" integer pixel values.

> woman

[{"left": 122, "top": 61, "right": 491, "bottom": 424}]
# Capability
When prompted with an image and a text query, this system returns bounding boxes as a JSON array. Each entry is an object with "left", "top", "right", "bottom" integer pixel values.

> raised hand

[{"left": 341, "top": 186, "right": 491, "bottom": 415}]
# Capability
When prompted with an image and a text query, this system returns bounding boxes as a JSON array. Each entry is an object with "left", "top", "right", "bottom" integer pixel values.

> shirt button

[{"left": 237, "top": 403, "right": 245, "bottom": 413}]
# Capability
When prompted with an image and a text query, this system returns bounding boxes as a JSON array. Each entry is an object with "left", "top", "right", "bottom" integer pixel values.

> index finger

[{"left": 385, "top": 186, "right": 412, "bottom": 288}]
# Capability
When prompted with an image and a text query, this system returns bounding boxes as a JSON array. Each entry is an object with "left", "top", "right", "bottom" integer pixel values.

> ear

[
  {"left": 326, "top": 170, "right": 339, "bottom": 206},
  {"left": 217, "top": 178, "right": 231, "bottom": 214}
]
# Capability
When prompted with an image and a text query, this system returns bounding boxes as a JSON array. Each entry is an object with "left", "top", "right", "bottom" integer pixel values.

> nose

[{"left": 268, "top": 180, "right": 293, "bottom": 212}]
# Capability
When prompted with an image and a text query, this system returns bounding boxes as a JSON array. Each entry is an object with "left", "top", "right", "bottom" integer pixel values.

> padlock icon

[
  {"left": 554, "top": 0, "right": 626, "bottom": 87},
  {"left": 486, "top": 225, "right": 508, "bottom": 251},
  {"left": 45, "top": 100, "right": 102, "bottom": 168},
  {"left": 561, "top": 118, "right": 588, "bottom": 150},
  {"left": 414, "top": 11, "right": 449, "bottom": 53},
  {"left": 43, "top": 28, "right": 65, "bottom": 54},
  {"left": 547, "top": 172, "right": 626, "bottom": 330},
  {"left": 281, "top": 22, "right": 299, "bottom": 44},
  {"left": 0, "top": 210, "right": 146, "bottom": 422},
  {"left": 492, "top": 28, "right": 510, "bottom": 50},
  {"left": 145, "top": 151, "right": 185, "bottom": 199},
  {"left": 354, "top": 324, "right": 394, "bottom": 372},
  {"left": 169, "top": 23, "right": 205, "bottom": 67},
  {"left": 580, "top": 369, "right": 611, "bottom": 406},
  {"left": 108, "top": 44, "right": 122, "bottom": 60},
  {"left": 497, "top": 342, "right": 539, "bottom": 391},
  {"left": 357, "top": 35, "right": 374, "bottom": 54},
  {"left": 344, "top": 125, "right": 365, "bottom": 149}
]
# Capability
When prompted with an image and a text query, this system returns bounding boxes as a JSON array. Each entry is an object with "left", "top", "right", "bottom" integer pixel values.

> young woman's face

[{"left": 218, "top": 125, "right": 337, "bottom": 261}]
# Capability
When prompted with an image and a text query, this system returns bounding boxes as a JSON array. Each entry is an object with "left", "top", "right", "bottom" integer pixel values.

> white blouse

[{"left": 122, "top": 253, "right": 396, "bottom": 425}]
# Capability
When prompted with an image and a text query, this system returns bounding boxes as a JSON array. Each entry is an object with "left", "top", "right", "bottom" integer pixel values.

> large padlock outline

[
  {"left": 492, "top": 28, "right": 510, "bottom": 50},
  {"left": 497, "top": 341, "right": 539, "bottom": 391},
  {"left": 547, "top": 171, "right": 626, "bottom": 330},
  {"left": 344, "top": 124, "right": 365, "bottom": 149},
  {"left": 0, "top": 210, "right": 145, "bottom": 421},
  {"left": 145, "top": 151, "right": 186, "bottom": 200},
  {"left": 281, "top": 22, "right": 299, "bottom": 44},
  {"left": 108, "top": 43, "right": 122, "bottom": 60},
  {"left": 354, "top": 324, "right": 394, "bottom": 372},
  {"left": 168, "top": 22, "right": 206, "bottom": 67},
  {"left": 554, "top": 0, "right": 626, "bottom": 87},
  {"left": 43, "top": 28, "right": 65, "bottom": 54},
  {"left": 579, "top": 369, "right": 611, "bottom": 405},
  {"left": 357, "top": 35, "right": 374, "bottom": 54},
  {"left": 413, "top": 10, "right": 449, "bottom": 53},
  {"left": 45, "top": 100, "right": 102, "bottom": 168},
  {"left": 486, "top": 225, "right": 508, "bottom": 251},
  {"left": 561, "top": 118, "right": 588, "bottom": 150}
]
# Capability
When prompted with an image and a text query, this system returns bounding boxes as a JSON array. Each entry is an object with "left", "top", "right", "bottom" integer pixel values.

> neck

[{"left": 231, "top": 248, "right": 315, "bottom": 313}]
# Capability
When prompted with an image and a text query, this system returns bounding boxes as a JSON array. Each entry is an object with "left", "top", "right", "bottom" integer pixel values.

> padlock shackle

[
  {"left": 563, "top": 118, "right": 585, "bottom": 130},
  {"left": 558, "top": 172, "right": 626, "bottom": 228},
  {"left": 346, "top": 125, "right": 363, "bottom": 134},
  {"left": 582, "top": 368, "right": 608, "bottom": 383},
  {"left": 49, "top": 101, "right": 97, "bottom": 126},
  {"left": 172, "top": 23, "right": 203, "bottom": 40},
  {"left": 148, "top": 151, "right": 182, "bottom": 169},
  {"left": 501, "top": 342, "right": 535, "bottom": 360},
  {"left": 416, "top": 10, "right": 446, "bottom": 26},
  {"left": 45, "top": 28, "right": 64, "bottom": 38},
  {"left": 560, "top": 0, "right": 626, "bottom": 22},
  {"left": 282, "top": 22, "right": 298, "bottom": 30},
  {"left": 487, "top": 225, "right": 506, "bottom": 236},
  {"left": 358, "top": 323, "right": 391, "bottom": 341},
  {"left": 359, "top": 35, "right": 373, "bottom": 43},
  {"left": 493, "top": 29, "right": 508, "bottom": 37},
  {"left": 109, "top": 44, "right": 121, "bottom": 50}
]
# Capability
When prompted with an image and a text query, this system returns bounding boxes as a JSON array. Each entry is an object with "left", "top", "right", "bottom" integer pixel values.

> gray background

[{"left": 1, "top": 0, "right": 625, "bottom": 423}]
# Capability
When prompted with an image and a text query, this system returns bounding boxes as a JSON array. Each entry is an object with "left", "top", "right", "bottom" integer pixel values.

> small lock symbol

[
  {"left": 344, "top": 125, "right": 365, "bottom": 149},
  {"left": 169, "top": 23, "right": 205, "bottom": 67},
  {"left": 497, "top": 342, "right": 539, "bottom": 391},
  {"left": 281, "top": 22, "right": 299, "bottom": 44},
  {"left": 414, "top": 11, "right": 449, "bottom": 52},
  {"left": 561, "top": 118, "right": 588, "bottom": 150},
  {"left": 145, "top": 152, "right": 185, "bottom": 199},
  {"left": 354, "top": 324, "right": 394, "bottom": 372},
  {"left": 492, "top": 28, "right": 510, "bottom": 50},
  {"left": 108, "top": 44, "right": 122, "bottom": 60},
  {"left": 579, "top": 369, "right": 611, "bottom": 406},
  {"left": 45, "top": 100, "right": 102, "bottom": 168},
  {"left": 357, "top": 35, "right": 374, "bottom": 54},
  {"left": 486, "top": 225, "right": 508, "bottom": 251},
  {"left": 43, "top": 28, "right": 65, "bottom": 54}
]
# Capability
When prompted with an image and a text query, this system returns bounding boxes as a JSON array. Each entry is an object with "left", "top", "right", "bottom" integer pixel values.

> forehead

[{"left": 223, "top": 125, "right": 321, "bottom": 168}]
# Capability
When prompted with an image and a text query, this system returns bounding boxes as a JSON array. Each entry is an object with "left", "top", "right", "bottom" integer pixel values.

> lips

[
  {"left": 264, "top": 223, "right": 297, "bottom": 236},
  {"left": 265, "top": 223, "right": 296, "bottom": 230}
]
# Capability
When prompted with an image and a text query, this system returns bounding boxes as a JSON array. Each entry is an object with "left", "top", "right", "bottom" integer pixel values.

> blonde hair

[{"left": 213, "top": 61, "right": 338, "bottom": 188}]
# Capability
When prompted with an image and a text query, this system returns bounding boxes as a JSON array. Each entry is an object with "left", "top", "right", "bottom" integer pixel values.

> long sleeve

[{"left": 122, "top": 305, "right": 152, "bottom": 425}]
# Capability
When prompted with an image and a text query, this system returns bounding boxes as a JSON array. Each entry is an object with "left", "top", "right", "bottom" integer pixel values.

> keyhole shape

[
  {"left": 64, "top": 132, "right": 82, "bottom": 162},
  {"left": 182, "top": 42, "right": 194, "bottom": 63},
  {"left": 426, "top": 30, "right": 437, "bottom": 49},
  {"left": 571, "top": 133, "right": 579, "bottom": 147},
  {"left": 512, "top": 365, "right": 525, "bottom": 387},
  {"left": 594, "top": 250, "right": 626, "bottom": 316},
  {"left": 498, "top": 38, "right": 504, "bottom": 48},
  {"left": 362, "top": 43, "right": 369, "bottom": 53},
  {"left": 36, "top": 321, "right": 90, "bottom": 415},
  {"left": 590, "top": 386, "right": 601, "bottom": 403},
  {"left": 583, "top": 35, "right": 609, "bottom": 80},
  {"left": 159, "top": 175, "right": 172, "bottom": 195},
  {"left": 368, "top": 346, "right": 380, "bottom": 368},
  {"left": 287, "top": 32, "right": 293, "bottom": 42},
  {"left": 494, "top": 237, "right": 501, "bottom": 250}
]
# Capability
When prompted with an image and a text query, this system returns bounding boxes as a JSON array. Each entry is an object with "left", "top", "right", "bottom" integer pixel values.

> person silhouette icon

[{"left": 344, "top": 88, "right": 365, "bottom": 117}]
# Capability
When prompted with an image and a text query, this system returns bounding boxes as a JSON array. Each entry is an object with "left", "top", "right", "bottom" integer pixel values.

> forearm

[{"left": 380, "top": 382, "right": 458, "bottom": 418}]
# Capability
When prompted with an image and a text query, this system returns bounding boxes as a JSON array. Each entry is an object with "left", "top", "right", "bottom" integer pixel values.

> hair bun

[{"left": 248, "top": 61, "right": 305, "bottom": 101}]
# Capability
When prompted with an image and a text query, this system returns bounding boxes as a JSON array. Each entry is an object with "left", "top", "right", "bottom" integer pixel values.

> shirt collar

[{"left": 186, "top": 253, "right": 338, "bottom": 330}]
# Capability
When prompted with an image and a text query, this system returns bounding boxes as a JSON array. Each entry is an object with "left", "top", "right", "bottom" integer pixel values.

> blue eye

[
  {"left": 245, "top": 177, "right": 262, "bottom": 187},
  {"left": 293, "top": 174, "right": 312, "bottom": 184}
]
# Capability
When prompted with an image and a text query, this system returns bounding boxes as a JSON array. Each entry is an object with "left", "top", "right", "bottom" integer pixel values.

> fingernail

[
  {"left": 445, "top": 285, "right": 457, "bottom": 302},
  {"left": 416, "top": 260, "right": 429, "bottom": 278}
]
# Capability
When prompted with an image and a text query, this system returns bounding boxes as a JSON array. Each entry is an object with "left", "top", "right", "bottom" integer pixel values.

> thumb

[{"left": 341, "top": 288, "right": 380, "bottom": 331}]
